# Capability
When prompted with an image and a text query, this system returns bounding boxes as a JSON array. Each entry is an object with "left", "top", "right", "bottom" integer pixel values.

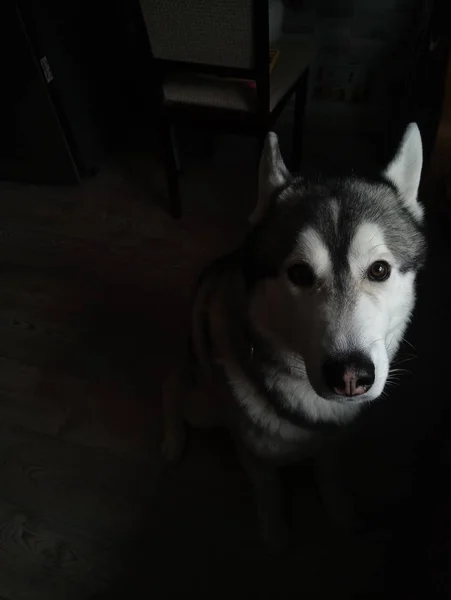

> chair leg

[
  {"left": 257, "top": 130, "right": 267, "bottom": 157},
  {"left": 253, "top": 129, "right": 268, "bottom": 215},
  {"left": 161, "top": 120, "right": 181, "bottom": 218},
  {"left": 292, "top": 68, "right": 310, "bottom": 171},
  {"left": 201, "top": 132, "right": 216, "bottom": 159}
]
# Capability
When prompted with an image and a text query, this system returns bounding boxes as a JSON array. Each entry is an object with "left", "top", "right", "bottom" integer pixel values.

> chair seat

[
  {"left": 269, "top": 35, "right": 314, "bottom": 111},
  {"left": 163, "top": 73, "right": 257, "bottom": 112},
  {"left": 163, "top": 35, "right": 315, "bottom": 114}
]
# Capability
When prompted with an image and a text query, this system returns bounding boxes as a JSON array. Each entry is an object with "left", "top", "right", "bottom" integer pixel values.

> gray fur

[
  {"left": 244, "top": 176, "right": 426, "bottom": 285},
  {"left": 163, "top": 125, "right": 427, "bottom": 550}
]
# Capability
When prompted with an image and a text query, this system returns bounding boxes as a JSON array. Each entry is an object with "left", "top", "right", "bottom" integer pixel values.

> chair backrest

[{"left": 139, "top": 0, "right": 267, "bottom": 74}]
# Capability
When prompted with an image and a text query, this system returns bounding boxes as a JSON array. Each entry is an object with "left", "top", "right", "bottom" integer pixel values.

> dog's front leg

[
  {"left": 315, "top": 448, "right": 360, "bottom": 530},
  {"left": 235, "top": 442, "right": 287, "bottom": 553},
  {"left": 161, "top": 363, "right": 189, "bottom": 463}
]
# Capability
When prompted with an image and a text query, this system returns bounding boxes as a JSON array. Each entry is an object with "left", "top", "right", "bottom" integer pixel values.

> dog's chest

[
  {"left": 242, "top": 421, "right": 320, "bottom": 462},
  {"left": 224, "top": 362, "right": 322, "bottom": 460}
]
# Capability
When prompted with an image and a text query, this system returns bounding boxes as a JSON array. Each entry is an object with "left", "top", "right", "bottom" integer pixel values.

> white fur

[
  {"left": 348, "top": 222, "right": 393, "bottom": 278},
  {"left": 222, "top": 357, "right": 361, "bottom": 461},
  {"left": 293, "top": 227, "right": 331, "bottom": 278},
  {"left": 265, "top": 365, "right": 362, "bottom": 424},
  {"left": 223, "top": 360, "right": 315, "bottom": 460},
  {"left": 225, "top": 363, "right": 302, "bottom": 441},
  {"left": 234, "top": 125, "right": 421, "bottom": 455},
  {"left": 347, "top": 222, "right": 417, "bottom": 350},
  {"left": 249, "top": 220, "right": 416, "bottom": 405},
  {"left": 345, "top": 222, "right": 415, "bottom": 396},
  {"left": 384, "top": 122, "right": 424, "bottom": 222}
]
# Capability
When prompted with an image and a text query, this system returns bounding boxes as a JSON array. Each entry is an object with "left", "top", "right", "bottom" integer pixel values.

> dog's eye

[
  {"left": 368, "top": 260, "right": 391, "bottom": 282},
  {"left": 287, "top": 263, "right": 316, "bottom": 287}
]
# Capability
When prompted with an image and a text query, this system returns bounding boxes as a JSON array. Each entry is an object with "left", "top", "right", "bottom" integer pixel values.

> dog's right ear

[
  {"left": 249, "top": 132, "right": 289, "bottom": 226},
  {"left": 383, "top": 123, "right": 424, "bottom": 222}
]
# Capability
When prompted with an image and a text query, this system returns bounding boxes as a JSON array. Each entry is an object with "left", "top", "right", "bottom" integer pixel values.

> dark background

[
  {"left": 0, "top": 1, "right": 451, "bottom": 598},
  {"left": 2, "top": 0, "right": 450, "bottom": 183}
]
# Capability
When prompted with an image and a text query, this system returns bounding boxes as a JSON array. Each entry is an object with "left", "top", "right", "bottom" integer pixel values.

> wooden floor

[
  {"left": 0, "top": 149, "right": 257, "bottom": 599},
  {"left": 0, "top": 142, "right": 449, "bottom": 599}
]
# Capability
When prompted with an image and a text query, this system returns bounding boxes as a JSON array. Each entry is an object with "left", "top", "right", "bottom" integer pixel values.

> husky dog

[{"left": 162, "top": 124, "right": 427, "bottom": 550}]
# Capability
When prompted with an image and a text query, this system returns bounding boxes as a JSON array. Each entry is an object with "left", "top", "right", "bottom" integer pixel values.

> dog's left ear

[
  {"left": 249, "top": 132, "right": 290, "bottom": 226},
  {"left": 383, "top": 122, "right": 424, "bottom": 222}
]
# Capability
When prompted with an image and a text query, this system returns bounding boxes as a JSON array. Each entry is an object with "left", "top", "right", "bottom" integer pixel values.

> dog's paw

[
  {"left": 316, "top": 451, "right": 362, "bottom": 530},
  {"left": 161, "top": 427, "right": 186, "bottom": 464},
  {"left": 259, "top": 516, "right": 289, "bottom": 556},
  {"left": 319, "top": 479, "right": 368, "bottom": 531},
  {"left": 321, "top": 491, "right": 359, "bottom": 530}
]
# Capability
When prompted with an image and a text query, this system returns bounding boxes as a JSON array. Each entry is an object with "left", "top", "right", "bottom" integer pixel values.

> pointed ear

[
  {"left": 249, "top": 132, "right": 290, "bottom": 226},
  {"left": 383, "top": 123, "right": 424, "bottom": 222}
]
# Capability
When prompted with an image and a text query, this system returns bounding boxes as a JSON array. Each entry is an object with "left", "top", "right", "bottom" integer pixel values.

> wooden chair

[{"left": 137, "top": 0, "right": 314, "bottom": 218}]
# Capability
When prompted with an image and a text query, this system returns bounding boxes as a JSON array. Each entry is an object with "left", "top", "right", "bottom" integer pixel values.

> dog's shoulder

[
  {"left": 195, "top": 250, "right": 247, "bottom": 328},
  {"left": 191, "top": 251, "right": 247, "bottom": 375},
  {"left": 197, "top": 249, "right": 245, "bottom": 294}
]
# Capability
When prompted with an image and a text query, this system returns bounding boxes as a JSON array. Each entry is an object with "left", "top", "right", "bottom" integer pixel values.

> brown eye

[
  {"left": 368, "top": 261, "right": 391, "bottom": 282},
  {"left": 287, "top": 263, "right": 316, "bottom": 287}
]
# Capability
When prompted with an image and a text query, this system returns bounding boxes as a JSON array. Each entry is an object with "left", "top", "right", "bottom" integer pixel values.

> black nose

[{"left": 322, "top": 352, "right": 375, "bottom": 397}]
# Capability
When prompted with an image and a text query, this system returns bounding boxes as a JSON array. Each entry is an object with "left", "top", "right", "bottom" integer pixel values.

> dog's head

[{"left": 244, "top": 125, "right": 426, "bottom": 404}]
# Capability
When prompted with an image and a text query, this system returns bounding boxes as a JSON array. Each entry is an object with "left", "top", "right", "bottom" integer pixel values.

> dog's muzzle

[{"left": 322, "top": 352, "right": 375, "bottom": 398}]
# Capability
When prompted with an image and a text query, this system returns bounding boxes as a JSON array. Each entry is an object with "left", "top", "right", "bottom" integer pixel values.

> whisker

[
  {"left": 369, "top": 337, "right": 385, "bottom": 348},
  {"left": 389, "top": 368, "right": 413, "bottom": 375},
  {"left": 368, "top": 242, "right": 388, "bottom": 254},
  {"left": 401, "top": 338, "right": 417, "bottom": 351},
  {"left": 384, "top": 381, "right": 401, "bottom": 390},
  {"left": 392, "top": 355, "right": 417, "bottom": 366}
]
